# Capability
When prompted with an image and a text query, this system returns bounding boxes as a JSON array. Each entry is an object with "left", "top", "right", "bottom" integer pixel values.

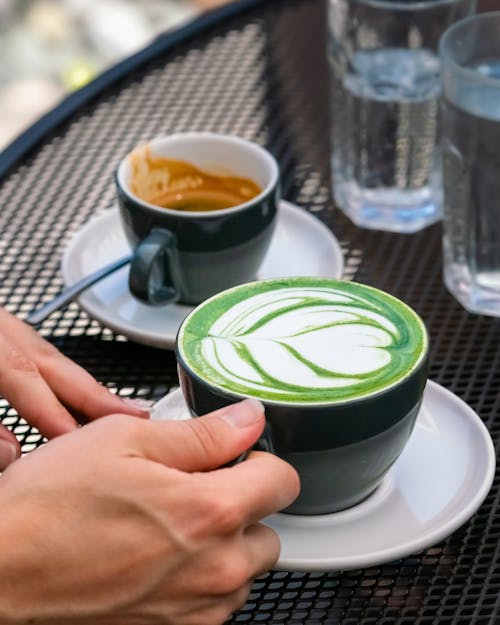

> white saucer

[
  {"left": 151, "top": 381, "right": 495, "bottom": 572},
  {"left": 62, "top": 201, "right": 344, "bottom": 349}
]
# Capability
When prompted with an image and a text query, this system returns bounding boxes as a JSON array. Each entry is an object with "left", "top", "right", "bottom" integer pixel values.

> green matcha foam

[{"left": 177, "top": 278, "right": 428, "bottom": 404}]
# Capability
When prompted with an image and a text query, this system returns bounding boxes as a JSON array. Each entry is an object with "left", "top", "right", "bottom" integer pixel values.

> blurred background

[{"left": 0, "top": 0, "right": 230, "bottom": 151}]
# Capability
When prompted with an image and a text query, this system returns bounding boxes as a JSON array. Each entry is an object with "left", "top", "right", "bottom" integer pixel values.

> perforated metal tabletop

[{"left": 1, "top": 0, "right": 499, "bottom": 622}]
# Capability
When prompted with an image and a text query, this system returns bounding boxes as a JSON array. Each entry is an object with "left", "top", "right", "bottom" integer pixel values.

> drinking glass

[
  {"left": 440, "top": 12, "right": 500, "bottom": 316},
  {"left": 328, "top": 0, "right": 475, "bottom": 233}
]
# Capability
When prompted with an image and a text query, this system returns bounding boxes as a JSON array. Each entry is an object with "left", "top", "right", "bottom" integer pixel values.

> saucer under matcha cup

[{"left": 176, "top": 277, "right": 429, "bottom": 515}]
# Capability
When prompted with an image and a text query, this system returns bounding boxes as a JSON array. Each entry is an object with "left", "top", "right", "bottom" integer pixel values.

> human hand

[
  {"left": 0, "top": 307, "right": 149, "bottom": 467},
  {"left": 0, "top": 399, "right": 299, "bottom": 625}
]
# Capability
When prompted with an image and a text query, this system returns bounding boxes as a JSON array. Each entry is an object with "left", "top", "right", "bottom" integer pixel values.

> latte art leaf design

[{"left": 179, "top": 281, "right": 427, "bottom": 403}]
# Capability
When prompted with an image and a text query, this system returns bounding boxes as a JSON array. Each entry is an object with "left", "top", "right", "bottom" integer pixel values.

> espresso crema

[{"left": 177, "top": 278, "right": 428, "bottom": 404}]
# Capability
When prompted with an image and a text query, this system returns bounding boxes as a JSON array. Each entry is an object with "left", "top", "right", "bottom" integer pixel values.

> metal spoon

[{"left": 26, "top": 254, "right": 132, "bottom": 326}]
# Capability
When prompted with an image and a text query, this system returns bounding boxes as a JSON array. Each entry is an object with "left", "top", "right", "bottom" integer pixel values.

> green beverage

[
  {"left": 176, "top": 277, "right": 429, "bottom": 514},
  {"left": 177, "top": 277, "right": 427, "bottom": 404}
]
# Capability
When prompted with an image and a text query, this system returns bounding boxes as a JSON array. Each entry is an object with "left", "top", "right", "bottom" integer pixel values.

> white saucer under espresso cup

[{"left": 175, "top": 277, "right": 429, "bottom": 515}]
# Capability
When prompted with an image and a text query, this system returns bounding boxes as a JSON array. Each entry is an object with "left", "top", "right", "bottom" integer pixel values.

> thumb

[
  {"left": 143, "top": 398, "right": 266, "bottom": 472},
  {"left": 0, "top": 425, "right": 21, "bottom": 471}
]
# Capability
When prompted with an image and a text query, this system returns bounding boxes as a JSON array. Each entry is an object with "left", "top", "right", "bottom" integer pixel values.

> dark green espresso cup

[
  {"left": 176, "top": 277, "right": 429, "bottom": 515},
  {"left": 116, "top": 132, "right": 279, "bottom": 306}
]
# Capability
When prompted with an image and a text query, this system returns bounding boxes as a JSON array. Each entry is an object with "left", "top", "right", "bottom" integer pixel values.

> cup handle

[
  {"left": 223, "top": 424, "right": 274, "bottom": 467},
  {"left": 256, "top": 422, "right": 275, "bottom": 454},
  {"left": 128, "top": 227, "right": 181, "bottom": 305}
]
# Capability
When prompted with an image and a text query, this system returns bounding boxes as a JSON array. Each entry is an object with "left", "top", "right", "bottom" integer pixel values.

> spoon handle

[{"left": 26, "top": 254, "right": 133, "bottom": 326}]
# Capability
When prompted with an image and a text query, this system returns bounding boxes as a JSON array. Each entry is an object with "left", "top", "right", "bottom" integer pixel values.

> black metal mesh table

[{"left": 1, "top": 0, "right": 500, "bottom": 622}]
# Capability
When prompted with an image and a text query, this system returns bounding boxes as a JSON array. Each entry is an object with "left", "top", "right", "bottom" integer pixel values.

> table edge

[{"left": 0, "top": 0, "right": 272, "bottom": 182}]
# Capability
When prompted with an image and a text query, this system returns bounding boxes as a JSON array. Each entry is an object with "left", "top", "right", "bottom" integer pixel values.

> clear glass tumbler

[
  {"left": 328, "top": 0, "right": 475, "bottom": 233},
  {"left": 440, "top": 12, "right": 500, "bottom": 316}
]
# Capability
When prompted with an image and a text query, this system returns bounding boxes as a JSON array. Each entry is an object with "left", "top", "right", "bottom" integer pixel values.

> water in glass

[
  {"left": 330, "top": 47, "right": 441, "bottom": 233},
  {"left": 442, "top": 60, "right": 500, "bottom": 314}
]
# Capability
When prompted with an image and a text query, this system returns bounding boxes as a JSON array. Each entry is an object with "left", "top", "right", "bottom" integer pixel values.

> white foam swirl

[{"left": 200, "top": 287, "right": 399, "bottom": 394}]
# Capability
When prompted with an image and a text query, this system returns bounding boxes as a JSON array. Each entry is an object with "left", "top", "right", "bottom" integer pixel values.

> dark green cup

[
  {"left": 175, "top": 277, "right": 429, "bottom": 515},
  {"left": 116, "top": 132, "right": 280, "bottom": 305}
]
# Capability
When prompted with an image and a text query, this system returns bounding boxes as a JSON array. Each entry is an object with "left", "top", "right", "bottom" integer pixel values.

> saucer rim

[
  {"left": 61, "top": 200, "right": 344, "bottom": 348},
  {"left": 269, "top": 380, "right": 495, "bottom": 571}
]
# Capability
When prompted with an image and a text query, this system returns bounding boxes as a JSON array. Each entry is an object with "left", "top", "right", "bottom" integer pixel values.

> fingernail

[
  {"left": 120, "top": 398, "right": 153, "bottom": 417},
  {"left": 121, "top": 397, "right": 154, "bottom": 409},
  {"left": 0, "top": 440, "right": 18, "bottom": 470},
  {"left": 220, "top": 399, "right": 264, "bottom": 428}
]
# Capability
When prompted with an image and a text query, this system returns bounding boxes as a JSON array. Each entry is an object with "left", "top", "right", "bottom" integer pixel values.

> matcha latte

[
  {"left": 177, "top": 278, "right": 427, "bottom": 405},
  {"left": 177, "top": 278, "right": 429, "bottom": 514}
]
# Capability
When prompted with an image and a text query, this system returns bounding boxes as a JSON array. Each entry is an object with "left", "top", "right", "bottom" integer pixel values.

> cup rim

[
  {"left": 176, "top": 350, "right": 429, "bottom": 409},
  {"left": 116, "top": 131, "right": 280, "bottom": 219},
  {"left": 439, "top": 11, "right": 500, "bottom": 86},
  {"left": 175, "top": 277, "right": 430, "bottom": 408},
  {"left": 347, "top": 0, "right": 464, "bottom": 11}
]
